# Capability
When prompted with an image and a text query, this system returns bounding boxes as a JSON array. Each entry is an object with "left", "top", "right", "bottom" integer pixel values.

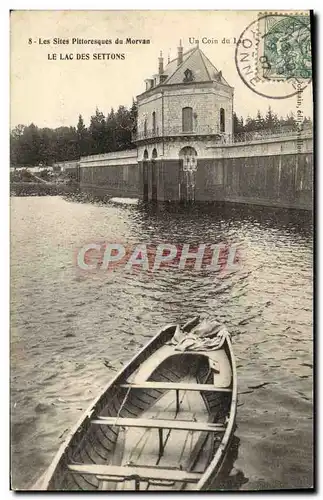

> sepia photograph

[{"left": 10, "top": 10, "right": 313, "bottom": 491}]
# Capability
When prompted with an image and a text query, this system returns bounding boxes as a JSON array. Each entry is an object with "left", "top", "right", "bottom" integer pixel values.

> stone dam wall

[
  {"left": 77, "top": 135, "right": 313, "bottom": 210},
  {"left": 80, "top": 150, "right": 140, "bottom": 198}
]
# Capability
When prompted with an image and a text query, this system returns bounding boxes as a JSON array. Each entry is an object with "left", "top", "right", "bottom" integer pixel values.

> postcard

[{"left": 10, "top": 10, "right": 313, "bottom": 491}]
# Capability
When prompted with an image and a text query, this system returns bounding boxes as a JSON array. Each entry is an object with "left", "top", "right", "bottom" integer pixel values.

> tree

[
  {"left": 54, "top": 126, "right": 78, "bottom": 161},
  {"left": 11, "top": 124, "right": 25, "bottom": 140},
  {"left": 76, "top": 114, "right": 90, "bottom": 157},
  {"left": 303, "top": 116, "right": 313, "bottom": 128},
  {"left": 264, "top": 106, "right": 279, "bottom": 130},
  {"left": 38, "top": 128, "right": 55, "bottom": 165},
  {"left": 244, "top": 115, "right": 256, "bottom": 132},
  {"left": 89, "top": 108, "right": 107, "bottom": 154},
  {"left": 254, "top": 110, "right": 264, "bottom": 131},
  {"left": 115, "top": 105, "right": 133, "bottom": 150},
  {"left": 18, "top": 124, "right": 41, "bottom": 166},
  {"left": 282, "top": 112, "right": 297, "bottom": 129},
  {"left": 10, "top": 125, "right": 25, "bottom": 166},
  {"left": 77, "top": 114, "right": 86, "bottom": 136},
  {"left": 106, "top": 108, "right": 117, "bottom": 152},
  {"left": 230, "top": 109, "right": 312, "bottom": 137},
  {"left": 233, "top": 112, "right": 244, "bottom": 134},
  {"left": 10, "top": 101, "right": 138, "bottom": 167}
]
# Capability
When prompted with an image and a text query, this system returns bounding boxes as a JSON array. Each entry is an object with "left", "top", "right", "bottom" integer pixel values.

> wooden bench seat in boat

[
  {"left": 67, "top": 463, "right": 202, "bottom": 484},
  {"left": 120, "top": 381, "right": 231, "bottom": 414},
  {"left": 120, "top": 381, "right": 232, "bottom": 392},
  {"left": 92, "top": 416, "right": 225, "bottom": 433}
]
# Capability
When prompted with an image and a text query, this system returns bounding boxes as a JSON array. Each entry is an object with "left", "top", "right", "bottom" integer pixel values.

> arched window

[
  {"left": 182, "top": 107, "right": 193, "bottom": 132},
  {"left": 179, "top": 146, "right": 197, "bottom": 172},
  {"left": 144, "top": 118, "right": 147, "bottom": 137},
  {"left": 220, "top": 108, "right": 225, "bottom": 133},
  {"left": 152, "top": 112, "right": 156, "bottom": 135}
]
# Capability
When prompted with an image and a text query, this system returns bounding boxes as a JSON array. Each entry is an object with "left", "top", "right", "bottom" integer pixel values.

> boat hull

[{"left": 35, "top": 322, "right": 237, "bottom": 491}]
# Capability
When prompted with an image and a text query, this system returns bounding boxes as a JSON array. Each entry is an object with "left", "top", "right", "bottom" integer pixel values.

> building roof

[{"left": 149, "top": 45, "right": 231, "bottom": 88}]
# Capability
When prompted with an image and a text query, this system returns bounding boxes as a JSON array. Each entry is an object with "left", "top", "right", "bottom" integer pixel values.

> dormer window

[
  {"left": 145, "top": 79, "right": 154, "bottom": 91},
  {"left": 183, "top": 68, "right": 194, "bottom": 82}
]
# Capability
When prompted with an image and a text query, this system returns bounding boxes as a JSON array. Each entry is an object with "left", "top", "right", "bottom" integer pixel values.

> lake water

[{"left": 10, "top": 194, "right": 313, "bottom": 490}]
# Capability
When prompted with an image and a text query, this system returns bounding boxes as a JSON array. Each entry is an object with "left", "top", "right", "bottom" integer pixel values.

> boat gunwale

[
  {"left": 39, "top": 323, "right": 178, "bottom": 490},
  {"left": 195, "top": 334, "right": 238, "bottom": 490}
]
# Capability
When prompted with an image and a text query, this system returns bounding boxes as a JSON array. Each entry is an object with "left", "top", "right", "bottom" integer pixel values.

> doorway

[
  {"left": 143, "top": 149, "right": 149, "bottom": 201},
  {"left": 151, "top": 148, "right": 158, "bottom": 201},
  {"left": 179, "top": 146, "right": 198, "bottom": 202}
]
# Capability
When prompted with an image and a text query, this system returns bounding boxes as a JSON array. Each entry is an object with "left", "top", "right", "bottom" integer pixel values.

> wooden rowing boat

[{"left": 37, "top": 317, "right": 237, "bottom": 491}]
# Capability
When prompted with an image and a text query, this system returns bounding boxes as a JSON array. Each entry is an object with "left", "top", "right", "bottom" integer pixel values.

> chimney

[
  {"left": 158, "top": 51, "right": 164, "bottom": 75},
  {"left": 177, "top": 40, "right": 183, "bottom": 66}
]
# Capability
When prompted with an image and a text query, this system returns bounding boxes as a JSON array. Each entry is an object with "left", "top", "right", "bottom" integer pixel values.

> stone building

[
  {"left": 133, "top": 42, "right": 234, "bottom": 200},
  {"left": 79, "top": 42, "right": 313, "bottom": 209}
]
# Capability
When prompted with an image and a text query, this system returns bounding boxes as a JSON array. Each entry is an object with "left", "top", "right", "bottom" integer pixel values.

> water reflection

[
  {"left": 212, "top": 436, "right": 249, "bottom": 490},
  {"left": 65, "top": 190, "right": 312, "bottom": 239},
  {"left": 11, "top": 192, "right": 313, "bottom": 490}
]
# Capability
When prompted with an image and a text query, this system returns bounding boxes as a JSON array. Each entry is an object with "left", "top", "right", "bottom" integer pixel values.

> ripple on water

[{"left": 10, "top": 196, "right": 313, "bottom": 490}]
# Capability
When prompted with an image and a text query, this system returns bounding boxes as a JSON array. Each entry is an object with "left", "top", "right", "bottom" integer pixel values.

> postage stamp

[
  {"left": 257, "top": 13, "right": 312, "bottom": 81},
  {"left": 235, "top": 11, "right": 312, "bottom": 99}
]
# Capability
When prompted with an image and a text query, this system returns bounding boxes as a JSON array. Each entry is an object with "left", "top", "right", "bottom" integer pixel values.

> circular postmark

[{"left": 235, "top": 13, "right": 312, "bottom": 99}]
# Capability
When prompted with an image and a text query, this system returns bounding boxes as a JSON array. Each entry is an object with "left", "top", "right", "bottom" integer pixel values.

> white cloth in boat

[
  {"left": 130, "top": 320, "right": 232, "bottom": 386},
  {"left": 168, "top": 321, "right": 229, "bottom": 352}
]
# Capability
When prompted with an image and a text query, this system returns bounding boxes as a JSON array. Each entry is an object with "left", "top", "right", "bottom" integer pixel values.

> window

[
  {"left": 152, "top": 111, "right": 156, "bottom": 134},
  {"left": 182, "top": 107, "right": 193, "bottom": 132},
  {"left": 220, "top": 108, "right": 225, "bottom": 133},
  {"left": 179, "top": 146, "right": 198, "bottom": 172},
  {"left": 183, "top": 68, "right": 194, "bottom": 82},
  {"left": 144, "top": 118, "right": 147, "bottom": 137}
]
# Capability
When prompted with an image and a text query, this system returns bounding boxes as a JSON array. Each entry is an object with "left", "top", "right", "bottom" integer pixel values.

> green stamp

[{"left": 258, "top": 14, "right": 312, "bottom": 80}]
